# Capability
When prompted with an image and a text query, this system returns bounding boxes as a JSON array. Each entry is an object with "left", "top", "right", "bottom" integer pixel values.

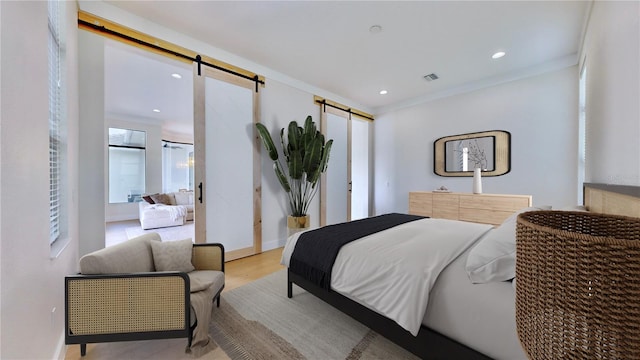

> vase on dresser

[{"left": 473, "top": 168, "right": 483, "bottom": 194}]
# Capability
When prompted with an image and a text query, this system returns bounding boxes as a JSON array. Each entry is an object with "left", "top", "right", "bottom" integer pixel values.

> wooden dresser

[{"left": 409, "top": 192, "right": 532, "bottom": 226}]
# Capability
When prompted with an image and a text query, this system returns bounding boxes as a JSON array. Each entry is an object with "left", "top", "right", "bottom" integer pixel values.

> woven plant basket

[{"left": 515, "top": 210, "right": 640, "bottom": 359}]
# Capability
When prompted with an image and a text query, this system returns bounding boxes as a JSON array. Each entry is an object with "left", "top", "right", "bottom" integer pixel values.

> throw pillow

[
  {"left": 150, "top": 238, "right": 195, "bottom": 272},
  {"left": 150, "top": 193, "right": 172, "bottom": 205},
  {"left": 142, "top": 194, "right": 157, "bottom": 204},
  {"left": 465, "top": 205, "right": 551, "bottom": 283},
  {"left": 174, "top": 191, "right": 191, "bottom": 205}
]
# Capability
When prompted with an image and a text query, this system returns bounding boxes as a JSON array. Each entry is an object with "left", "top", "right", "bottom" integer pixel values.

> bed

[{"left": 281, "top": 183, "right": 640, "bottom": 359}]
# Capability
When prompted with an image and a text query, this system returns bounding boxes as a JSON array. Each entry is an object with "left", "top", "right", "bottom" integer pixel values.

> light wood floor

[{"left": 64, "top": 247, "right": 284, "bottom": 360}]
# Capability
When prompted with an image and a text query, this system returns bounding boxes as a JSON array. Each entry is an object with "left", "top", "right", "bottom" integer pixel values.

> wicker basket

[{"left": 515, "top": 210, "right": 640, "bottom": 359}]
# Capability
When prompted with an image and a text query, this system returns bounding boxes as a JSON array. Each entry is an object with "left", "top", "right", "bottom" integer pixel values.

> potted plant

[{"left": 256, "top": 116, "right": 333, "bottom": 233}]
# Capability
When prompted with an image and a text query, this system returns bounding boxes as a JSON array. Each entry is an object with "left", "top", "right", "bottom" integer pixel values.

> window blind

[{"left": 48, "top": 0, "right": 62, "bottom": 244}]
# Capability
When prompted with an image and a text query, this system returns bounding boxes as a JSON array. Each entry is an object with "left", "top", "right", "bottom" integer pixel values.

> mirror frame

[{"left": 434, "top": 130, "right": 511, "bottom": 177}]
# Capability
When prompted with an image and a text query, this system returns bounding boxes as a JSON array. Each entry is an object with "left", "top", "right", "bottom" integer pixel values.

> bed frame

[
  {"left": 583, "top": 182, "right": 640, "bottom": 217},
  {"left": 286, "top": 183, "right": 640, "bottom": 359},
  {"left": 287, "top": 270, "right": 490, "bottom": 359}
]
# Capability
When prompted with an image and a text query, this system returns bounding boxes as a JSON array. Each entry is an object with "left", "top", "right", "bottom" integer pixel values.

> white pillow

[
  {"left": 150, "top": 238, "right": 195, "bottom": 272},
  {"left": 465, "top": 206, "right": 551, "bottom": 283},
  {"left": 173, "top": 191, "right": 191, "bottom": 205}
]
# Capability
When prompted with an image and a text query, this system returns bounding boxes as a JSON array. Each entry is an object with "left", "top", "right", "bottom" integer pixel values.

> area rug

[
  {"left": 209, "top": 270, "right": 418, "bottom": 360},
  {"left": 125, "top": 222, "right": 195, "bottom": 242}
]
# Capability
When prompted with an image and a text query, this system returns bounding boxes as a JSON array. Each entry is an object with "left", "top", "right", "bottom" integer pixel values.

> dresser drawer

[
  {"left": 459, "top": 194, "right": 531, "bottom": 212},
  {"left": 433, "top": 193, "right": 459, "bottom": 220},
  {"left": 409, "top": 191, "right": 532, "bottom": 225},
  {"left": 458, "top": 194, "right": 531, "bottom": 225},
  {"left": 459, "top": 209, "right": 514, "bottom": 226},
  {"left": 409, "top": 192, "right": 433, "bottom": 217}
]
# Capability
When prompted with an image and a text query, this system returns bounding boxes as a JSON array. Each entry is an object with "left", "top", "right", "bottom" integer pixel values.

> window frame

[
  {"left": 161, "top": 140, "right": 195, "bottom": 193},
  {"left": 108, "top": 128, "right": 147, "bottom": 204}
]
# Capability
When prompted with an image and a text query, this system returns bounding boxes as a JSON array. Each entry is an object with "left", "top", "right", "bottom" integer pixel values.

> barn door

[{"left": 193, "top": 63, "right": 261, "bottom": 261}]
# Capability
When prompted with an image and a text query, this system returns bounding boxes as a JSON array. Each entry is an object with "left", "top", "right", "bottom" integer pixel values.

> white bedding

[
  {"left": 281, "top": 218, "right": 492, "bottom": 336},
  {"left": 424, "top": 245, "right": 527, "bottom": 359}
]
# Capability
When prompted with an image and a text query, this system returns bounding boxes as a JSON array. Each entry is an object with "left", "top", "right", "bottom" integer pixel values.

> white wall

[
  {"left": 78, "top": 31, "right": 106, "bottom": 256},
  {"left": 0, "top": 2, "right": 3, "bottom": 354},
  {"left": 0, "top": 2, "right": 80, "bottom": 358},
  {"left": 581, "top": 1, "right": 640, "bottom": 186},
  {"left": 260, "top": 79, "right": 322, "bottom": 249},
  {"left": 374, "top": 67, "right": 579, "bottom": 214}
]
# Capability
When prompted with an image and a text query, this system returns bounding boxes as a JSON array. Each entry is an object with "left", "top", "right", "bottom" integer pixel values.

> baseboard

[
  {"left": 262, "top": 237, "right": 287, "bottom": 252},
  {"left": 106, "top": 214, "right": 139, "bottom": 222},
  {"left": 54, "top": 333, "right": 66, "bottom": 360}
]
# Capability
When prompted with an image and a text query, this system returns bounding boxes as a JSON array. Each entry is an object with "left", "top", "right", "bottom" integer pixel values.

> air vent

[{"left": 423, "top": 73, "right": 439, "bottom": 82}]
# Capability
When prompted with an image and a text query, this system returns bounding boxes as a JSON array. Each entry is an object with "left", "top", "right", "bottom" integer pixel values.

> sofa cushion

[
  {"left": 150, "top": 238, "right": 195, "bottom": 272},
  {"left": 79, "top": 233, "right": 161, "bottom": 274},
  {"left": 174, "top": 191, "right": 193, "bottom": 205},
  {"left": 188, "top": 270, "right": 225, "bottom": 293}
]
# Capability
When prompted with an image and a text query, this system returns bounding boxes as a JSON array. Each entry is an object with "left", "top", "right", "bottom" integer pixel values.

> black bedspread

[{"left": 289, "top": 213, "right": 426, "bottom": 290}]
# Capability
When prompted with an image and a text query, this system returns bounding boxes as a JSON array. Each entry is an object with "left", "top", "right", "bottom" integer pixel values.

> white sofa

[{"left": 139, "top": 191, "right": 195, "bottom": 230}]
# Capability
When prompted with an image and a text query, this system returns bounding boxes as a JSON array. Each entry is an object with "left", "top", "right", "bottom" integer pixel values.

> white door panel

[
  {"left": 194, "top": 65, "right": 261, "bottom": 261},
  {"left": 322, "top": 109, "right": 370, "bottom": 225}
]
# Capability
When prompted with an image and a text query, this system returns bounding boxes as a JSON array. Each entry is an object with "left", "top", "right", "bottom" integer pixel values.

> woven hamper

[{"left": 515, "top": 210, "right": 640, "bottom": 359}]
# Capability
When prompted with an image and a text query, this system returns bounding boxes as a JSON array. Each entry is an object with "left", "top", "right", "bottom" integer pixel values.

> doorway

[
  {"left": 321, "top": 106, "right": 371, "bottom": 226},
  {"left": 103, "top": 39, "right": 195, "bottom": 245}
]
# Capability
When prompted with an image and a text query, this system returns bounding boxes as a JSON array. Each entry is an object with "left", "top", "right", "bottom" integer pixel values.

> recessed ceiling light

[
  {"left": 492, "top": 51, "right": 506, "bottom": 59},
  {"left": 379, "top": 90, "right": 388, "bottom": 95},
  {"left": 171, "top": 73, "right": 182, "bottom": 79},
  {"left": 153, "top": 109, "right": 161, "bottom": 113},
  {"left": 369, "top": 25, "right": 382, "bottom": 34}
]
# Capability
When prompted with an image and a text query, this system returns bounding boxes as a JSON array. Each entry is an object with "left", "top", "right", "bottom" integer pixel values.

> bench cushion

[{"left": 188, "top": 270, "right": 225, "bottom": 293}]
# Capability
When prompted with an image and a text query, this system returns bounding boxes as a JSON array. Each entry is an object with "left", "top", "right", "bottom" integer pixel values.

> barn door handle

[{"left": 198, "top": 182, "right": 203, "bottom": 203}]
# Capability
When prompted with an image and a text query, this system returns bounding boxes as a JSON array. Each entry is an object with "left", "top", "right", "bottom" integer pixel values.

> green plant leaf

[
  {"left": 303, "top": 115, "right": 314, "bottom": 135},
  {"left": 303, "top": 116, "right": 316, "bottom": 149},
  {"left": 288, "top": 121, "right": 300, "bottom": 151},
  {"left": 319, "top": 139, "right": 333, "bottom": 172},
  {"left": 280, "top": 128, "right": 289, "bottom": 160},
  {"left": 289, "top": 149, "right": 303, "bottom": 179},
  {"left": 255, "top": 123, "right": 278, "bottom": 161},
  {"left": 273, "top": 162, "right": 291, "bottom": 192},
  {"left": 303, "top": 127, "right": 315, "bottom": 152},
  {"left": 308, "top": 165, "right": 321, "bottom": 186},
  {"left": 303, "top": 136, "right": 322, "bottom": 174}
]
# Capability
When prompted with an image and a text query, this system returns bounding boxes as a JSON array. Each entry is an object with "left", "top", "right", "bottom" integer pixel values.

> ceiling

[
  {"left": 101, "top": 1, "right": 589, "bottom": 134},
  {"left": 104, "top": 40, "right": 193, "bottom": 136}
]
